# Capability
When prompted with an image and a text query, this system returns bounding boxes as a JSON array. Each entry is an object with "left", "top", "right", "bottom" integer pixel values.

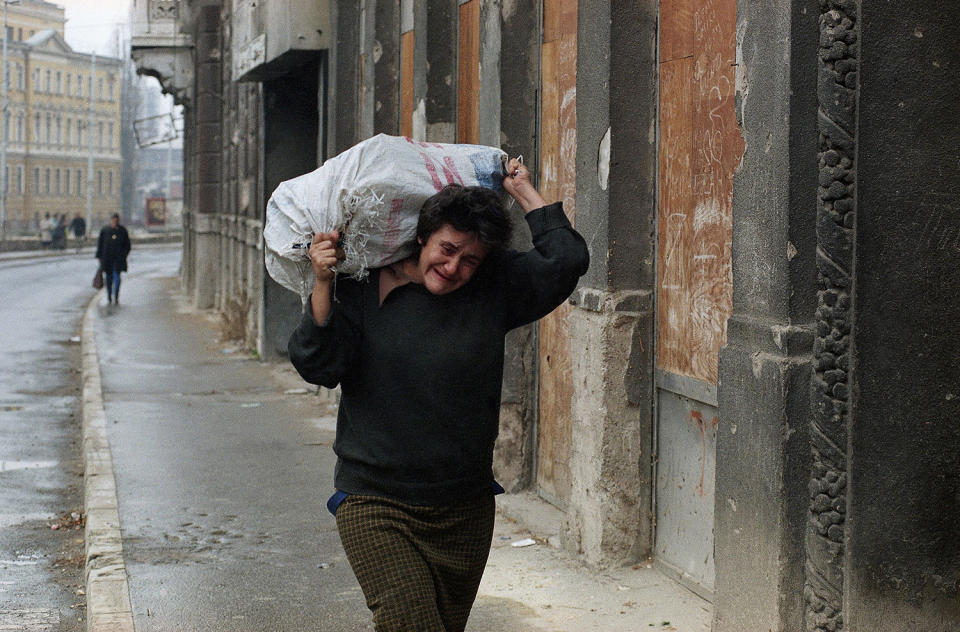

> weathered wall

[
  {"left": 845, "top": 3, "right": 960, "bottom": 629},
  {"left": 713, "top": 0, "right": 818, "bottom": 630}
]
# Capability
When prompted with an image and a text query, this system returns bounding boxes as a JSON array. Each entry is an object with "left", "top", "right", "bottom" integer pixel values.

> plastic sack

[{"left": 263, "top": 134, "right": 508, "bottom": 303}]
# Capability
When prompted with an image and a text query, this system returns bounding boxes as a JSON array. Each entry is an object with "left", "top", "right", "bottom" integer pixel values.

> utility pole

[
  {"left": 0, "top": 0, "right": 18, "bottom": 242},
  {"left": 85, "top": 50, "right": 94, "bottom": 231}
]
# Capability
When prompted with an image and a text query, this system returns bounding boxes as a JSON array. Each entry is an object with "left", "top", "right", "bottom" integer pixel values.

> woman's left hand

[{"left": 503, "top": 158, "right": 547, "bottom": 213}]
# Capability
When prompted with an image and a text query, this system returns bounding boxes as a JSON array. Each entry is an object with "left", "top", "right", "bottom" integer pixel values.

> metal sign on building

[
  {"left": 133, "top": 113, "right": 179, "bottom": 148},
  {"left": 231, "top": 0, "right": 331, "bottom": 82}
]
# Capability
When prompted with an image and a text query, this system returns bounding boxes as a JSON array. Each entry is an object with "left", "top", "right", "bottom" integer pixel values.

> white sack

[{"left": 264, "top": 134, "right": 508, "bottom": 303}]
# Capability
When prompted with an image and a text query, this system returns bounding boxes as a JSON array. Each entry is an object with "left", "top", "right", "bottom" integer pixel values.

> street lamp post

[
  {"left": 86, "top": 50, "right": 94, "bottom": 232},
  {"left": 0, "top": 0, "right": 18, "bottom": 242}
]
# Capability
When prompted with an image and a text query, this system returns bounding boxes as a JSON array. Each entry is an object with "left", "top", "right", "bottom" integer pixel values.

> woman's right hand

[{"left": 309, "top": 230, "right": 341, "bottom": 284}]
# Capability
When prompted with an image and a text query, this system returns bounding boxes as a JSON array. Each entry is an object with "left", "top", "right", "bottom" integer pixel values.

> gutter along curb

[{"left": 81, "top": 293, "right": 136, "bottom": 632}]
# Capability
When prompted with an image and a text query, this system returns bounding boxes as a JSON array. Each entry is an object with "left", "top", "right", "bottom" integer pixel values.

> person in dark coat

[
  {"left": 69, "top": 214, "right": 86, "bottom": 253},
  {"left": 95, "top": 213, "right": 131, "bottom": 304},
  {"left": 51, "top": 214, "right": 67, "bottom": 250}
]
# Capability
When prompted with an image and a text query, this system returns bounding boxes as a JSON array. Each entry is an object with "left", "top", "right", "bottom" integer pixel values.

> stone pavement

[{"left": 80, "top": 269, "right": 712, "bottom": 631}]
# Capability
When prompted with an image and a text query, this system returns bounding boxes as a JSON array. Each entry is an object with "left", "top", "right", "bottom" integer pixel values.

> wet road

[{"left": 0, "top": 247, "right": 174, "bottom": 629}]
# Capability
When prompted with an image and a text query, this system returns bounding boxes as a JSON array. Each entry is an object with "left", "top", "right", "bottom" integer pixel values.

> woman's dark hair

[{"left": 416, "top": 184, "right": 513, "bottom": 255}]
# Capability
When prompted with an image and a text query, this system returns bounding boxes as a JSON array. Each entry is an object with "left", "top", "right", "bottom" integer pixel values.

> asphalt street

[{"left": 0, "top": 247, "right": 105, "bottom": 630}]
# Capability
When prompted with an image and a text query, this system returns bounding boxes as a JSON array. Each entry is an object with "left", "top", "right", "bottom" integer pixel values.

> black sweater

[{"left": 288, "top": 203, "right": 589, "bottom": 505}]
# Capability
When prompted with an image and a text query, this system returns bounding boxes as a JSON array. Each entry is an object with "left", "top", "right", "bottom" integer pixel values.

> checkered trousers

[{"left": 335, "top": 493, "right": 496, "bottom": 632}]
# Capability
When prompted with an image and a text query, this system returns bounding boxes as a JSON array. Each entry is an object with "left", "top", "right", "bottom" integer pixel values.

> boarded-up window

[{"left": 656, "top": 0, "right": 744, "bottom": 384}]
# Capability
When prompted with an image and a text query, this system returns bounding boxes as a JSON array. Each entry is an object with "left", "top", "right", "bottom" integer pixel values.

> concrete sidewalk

[{"left": 80, "top": 271, "right": 712, "bottom": 631}]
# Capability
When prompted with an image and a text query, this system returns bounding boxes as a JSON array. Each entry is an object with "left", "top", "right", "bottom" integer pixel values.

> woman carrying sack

[{"left": 288, "top": 159, "right": 589, "bottom": 631}]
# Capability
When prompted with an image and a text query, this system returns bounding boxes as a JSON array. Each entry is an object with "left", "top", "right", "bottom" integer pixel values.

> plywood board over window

[
  {"left": 536, "top": 0, "right": 577, "bottom": 509},
  {"left": 457, "top": 0, "right": 479, "bottom": 144},
  {"left": 656, "top": 0, "right": 743, "bottom": 385}
]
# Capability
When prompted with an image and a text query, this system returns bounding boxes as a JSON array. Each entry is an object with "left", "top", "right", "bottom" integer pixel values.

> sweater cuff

[
  {"left": 299, "top": 296, "right": 333, "bottom": 330},
  {"left": 524, "top": 202, "right": 570, "bottom": 236}
]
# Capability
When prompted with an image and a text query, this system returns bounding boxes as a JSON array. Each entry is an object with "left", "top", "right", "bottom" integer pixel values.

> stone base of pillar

[
  {"left": 562, "top": 289, "right": 653, "bottom": 567},
  {"left": 191, "top": 213, "right": 218, "bottom": 309},
  {"left": 713, "top": 315, "right": 812, "bottom": 632}
]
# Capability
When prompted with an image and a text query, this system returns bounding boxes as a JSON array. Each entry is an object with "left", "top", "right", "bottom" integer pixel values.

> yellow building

[{"left": 2, "top": 0, "right": 122, "bottom": 235}]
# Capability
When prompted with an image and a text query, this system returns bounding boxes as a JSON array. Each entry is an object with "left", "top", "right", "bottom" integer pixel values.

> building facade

[
  {"left": 1, "top": 0, "right": 123, "bottom": 235},
  {"left": 132, "top": 1, "right": 960, "bottom": 630}
]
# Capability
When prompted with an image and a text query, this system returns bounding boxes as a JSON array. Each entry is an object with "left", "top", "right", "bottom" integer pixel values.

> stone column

[
  {"left": 422, "top": 0, "right": 456, "bottom": 142},
  {"left": 192, "top": 3, "right": 223, "bottom": 308},
  {"left": 491, "top": 0, "right": 539, "bottom": 492},
  {"left": 712, "top": 1, "right": 819, "bottom": 630},
  {"left": 562, "top": 0, "right": 658, "bottom": 567},
  {"left": 834, "top": 2, "right": 960, "bottom": 629},
  {"left": 328, "top": 0, "right": 362, "bottom": 156},
  {"left": 374, "top": 0, "right": 400, "bottom": 136}
]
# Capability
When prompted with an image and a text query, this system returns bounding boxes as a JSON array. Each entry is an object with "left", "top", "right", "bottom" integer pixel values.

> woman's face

[{"left": 417, "top": 224, "right": 489, "bottom": 295}]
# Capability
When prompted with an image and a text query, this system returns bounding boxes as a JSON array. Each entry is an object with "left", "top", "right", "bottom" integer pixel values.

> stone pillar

[
  {"left": 490, "top": 0, "right": 540, "bottom": 492},
  {"left": 192, "top": 4, "right": 223, "bottom": 308},
  {"left": 374, "top": 0, "right": 400, "bottom": 136},
  {"left": 562, "top": 0, "right": 658, "bottom": 567},
  {"left": 422, "top": 0, "right": 456, "bottom": 142},
  {"left": 833, "top": 2, "right": 960, "bottom": 629},
  {"left": 712, "top": 1, "right": 819, "bottom": 630},
  {"left": 328, "top": 0, "right": 362, "bottom": 155}
]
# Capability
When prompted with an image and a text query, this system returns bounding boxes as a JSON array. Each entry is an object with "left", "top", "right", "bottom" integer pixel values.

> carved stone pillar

[{"left": 802, "top": 2, "right": 858, "bottom": 630}]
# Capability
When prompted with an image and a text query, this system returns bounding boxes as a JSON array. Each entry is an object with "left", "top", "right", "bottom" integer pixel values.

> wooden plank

[
  {"left": 536, "top": 8, "right": 577, "bottom": 509},
  {"left": 539, "top": 40, "right": 560, "bottom": 204},
  {"left": 457, "top": 0, "right": 479, "bottom": 144},
  {"left": 687, "top": 0, "right": 741, "bottom": 383},
  {"left": 400, "top": 30, "right": 415, "bottom": 138},
  {"left": 558, "top": 0, "right": 577, "bottom": 39},
  {"left": 543, "top": 0, "right": 561, "bottom": 43},
  {"left": 656, "top": 0, "right": 742, "bottom": 384},
  {"left": 656, "top": 56, "right": 694, "bottom": 378},
  {"left": 660, "top": 0, "right": 694, "bottom": 63},
  {"left": 557, "top": 31, "right": 577, "bottom": 216},
  {"left": 537, "top": 302, "right": 573, "bottom": 507}
]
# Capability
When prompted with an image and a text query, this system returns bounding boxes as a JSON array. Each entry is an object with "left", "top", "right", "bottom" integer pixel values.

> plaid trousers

[{"left": 335, "top": 493, "right": 496, "bottom": 632}]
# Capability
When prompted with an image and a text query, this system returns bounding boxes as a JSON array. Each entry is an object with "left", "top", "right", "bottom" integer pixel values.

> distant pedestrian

[
  {"left": 69, "top": 214, "right": 86, "bottom": 253},
  {"left": 40, "top": 212, "right": 53, "bottom": 249},
  {"left": 95, "top": 213, "right": 131, "bottom": 305},
  {"left": 51, "top": 214, "right": 67, "bottom": 250}
]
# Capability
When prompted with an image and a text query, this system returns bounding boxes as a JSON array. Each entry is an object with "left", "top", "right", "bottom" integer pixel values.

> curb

[{"left": 81, "top": 292, "right": 136, "bottom": 632}]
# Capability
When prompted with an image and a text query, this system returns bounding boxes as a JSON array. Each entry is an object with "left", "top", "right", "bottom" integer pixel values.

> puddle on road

[{"left": 0, "top": 460, "right": 58, "bottom": 472}]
